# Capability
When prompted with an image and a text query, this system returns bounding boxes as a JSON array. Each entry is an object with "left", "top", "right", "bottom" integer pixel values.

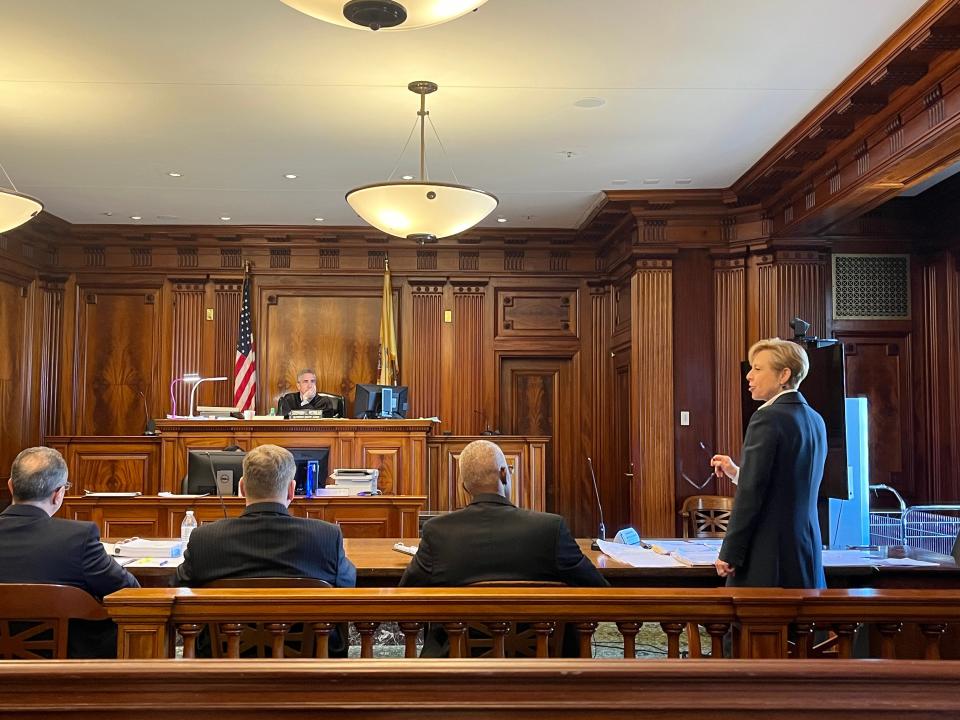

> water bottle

[
  {"left": 180, "top": 510, "right": 198, "bottom": 547},
  {"left": 305, "top": 460, "right": 319, "bottom": 498}
]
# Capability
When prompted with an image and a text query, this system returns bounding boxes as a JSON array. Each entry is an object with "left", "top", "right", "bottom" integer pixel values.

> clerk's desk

[{"left": 122, "top": 538, "right": 960, "bottom": 589}]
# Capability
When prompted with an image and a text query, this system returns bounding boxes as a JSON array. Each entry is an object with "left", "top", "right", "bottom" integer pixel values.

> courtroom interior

[{"left": 2, "top": 1, "right": 960, "bottom": 717}]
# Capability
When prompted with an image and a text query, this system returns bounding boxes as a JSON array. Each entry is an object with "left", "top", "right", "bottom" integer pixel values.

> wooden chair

[
  {"left": 465, "top": 581, "right": 567, "bottom": 658},
  {"left": 678, "top": 495, "right": 733, "bottom": 657},
  {"left": 679, "top": 495, "right": 733, "bottom": 538},
  {"left": 200, "top": 577, "right": 339, "bottom": 658},
  {"left": 0, "top": 583, "right": 108, "bottom": 659}
]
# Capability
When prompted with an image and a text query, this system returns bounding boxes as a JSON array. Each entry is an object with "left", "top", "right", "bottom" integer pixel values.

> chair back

[
  {"left": 203, "top": 577, "right": 333, "bottom": 588},
  {"left": 0, "top": 583, "right": 108, "bottom": 659},
  {"left": 679, "top": 495, "right": 734, "bottom": 538},
  {"left": 469, "top": 580, "right": 565, "bottom": 587}
]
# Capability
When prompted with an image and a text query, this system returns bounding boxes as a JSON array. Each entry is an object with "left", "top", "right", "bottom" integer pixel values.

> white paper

[
  {"left": 83, "top": 491, "right": 142, "bottom": 497},
  {"left": 596, "top": 540, "right": 684, "bottom": 568}
]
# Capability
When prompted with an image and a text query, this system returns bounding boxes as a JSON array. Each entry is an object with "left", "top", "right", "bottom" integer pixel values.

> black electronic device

[
  {"left": 185, "top": 449, "right": 245, "bottom": 495},
  {"left": 289, "top": 447, "right": 330, "bottom": 495},
  {"left": 740, "top": 338, "right": 850, "bottom": 500},
  {"left": 353, "top": 384, "right": 409, "bottom": 419}
]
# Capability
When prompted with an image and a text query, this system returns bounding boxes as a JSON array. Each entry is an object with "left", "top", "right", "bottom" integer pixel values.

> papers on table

[
  {"left": 84, "top": 491, "right": 141, "bottom": 497},
  {"left": 112, "top": 556, "right": 183, "bottom": 568},
  {"left": 392, "top": 542, "right": 418, "bottom": 556},
  {"left": 112, "top": 538, "right": 183, "bottom": 558},
  {"left": 158, "top": 491, "right": 209, "bottom": 499},
  {"left": 596, "top": 540, "right": 684, "bottom": 568},
  {"left": 822, "top": 549, "right": 939, "bottom": 568}
]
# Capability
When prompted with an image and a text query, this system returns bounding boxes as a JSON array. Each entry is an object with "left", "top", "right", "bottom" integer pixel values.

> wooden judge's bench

[{"left": 46, "top": 419, "right": 548, "bottom": 538}]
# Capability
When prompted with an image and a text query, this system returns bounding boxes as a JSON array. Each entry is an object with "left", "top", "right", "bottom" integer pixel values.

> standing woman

[{"left": 710, "top": 338, "right": 828, "bottom": 588}]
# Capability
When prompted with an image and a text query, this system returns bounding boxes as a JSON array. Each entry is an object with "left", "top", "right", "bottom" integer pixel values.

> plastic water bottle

[{"left": 180, "top": 510, "right": 197, "bottom": 547}]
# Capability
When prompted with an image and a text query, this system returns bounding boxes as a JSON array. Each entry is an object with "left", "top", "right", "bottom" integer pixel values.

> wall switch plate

[
  {"left": 680, "top": 411, "right": 690, "bottom": 426},
  {"left": 206, "top": 308, "right": 214, "bottom": 321},
  {"left": 444, "top": 310, "right": 452, "bottom": 323}
]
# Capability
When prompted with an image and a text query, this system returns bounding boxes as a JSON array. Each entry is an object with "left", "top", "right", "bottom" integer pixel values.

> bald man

[{"left": 400, "top": 439, "right": 606, "bottom": 587}]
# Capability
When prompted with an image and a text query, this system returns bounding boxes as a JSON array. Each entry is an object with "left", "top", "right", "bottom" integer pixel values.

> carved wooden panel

[
  {"left": 170, "top": 282, "right": 205, "bottom": 415},
  {"left": 39, "top": 279, "right": 65, "bottom": 437},
  {"left": 212, "top": 282, "right": 242, "bottom": 407},
  {"left": 839, "top": 336, "right": 912, "bottom": 497},
  {"left": 358, "top": 445, "right": 400, "bottom": 495},
  {"left": 713, "top": 258, "right": 746, "bottom": 497},
  {"left": 0, "top": 277, "right": 30, "bottom": 476},
  {"left": 776, "top": 252, "right": 828, "bottom": 339},
  {"left": 260, "top": 288, "right": 388, "bottom": 413},
  {"left": 499, "top": 357, "right": 586, "bottom": 533},
  {"left": 496, "top": 289, "right": 578, "bottom": 339},
  {"left": 406, "top": 283, "right": 443, "bottom": 423},
  {"left": 630, "top": 263, "right": 674, "bottom": 537},
  {"left": 75, "top": 286, "right": 162, "bottom": 435},
  {"left": 452, "top": 286, "right": 485, "bottom": 434},
  {"left": 74, "top": 454, "right": 153, "bottom": 494}
]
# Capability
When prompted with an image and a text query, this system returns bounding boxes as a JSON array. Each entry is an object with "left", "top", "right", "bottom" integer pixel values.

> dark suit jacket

[
  {"left": 0, "top": 503, "right": 140, "bottom": 658},
  {"left": 400, "top": 494, "right": 607, "bottom": 587},
  {"left": 176, "top": 502, "right": 356, "bottom": 587},
  {"left": 718, "top": 391, "right": 827, "bottom": 589},
  {"left": 277, "top": 392, "right": 341, "bottom": 418}
]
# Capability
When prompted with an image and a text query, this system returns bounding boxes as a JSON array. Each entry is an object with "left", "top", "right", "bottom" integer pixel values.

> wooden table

[{"left": 125, "top": 539, "right": 960, "bottom": 588}]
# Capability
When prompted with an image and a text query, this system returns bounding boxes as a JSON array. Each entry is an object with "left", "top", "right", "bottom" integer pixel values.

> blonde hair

[
  {"left": 242, "top": 444, "right": 295, "bottom": 500},
  {"left": 748, "top": 338, "right": 809, "bottom": 390}
]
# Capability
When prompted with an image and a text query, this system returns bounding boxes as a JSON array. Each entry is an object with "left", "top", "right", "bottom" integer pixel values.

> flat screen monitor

[
  {"left": 289, "top": 448, "right": 330, "bottom": 495},
  {"left": 185, "top": 449, "right": 245, "bottom": 495},
  {"left": 353, "top": 384, "right": 409, "bottom": 419},
  {"left": 741, "top": 341, "right": 850, "bottom": 500}
]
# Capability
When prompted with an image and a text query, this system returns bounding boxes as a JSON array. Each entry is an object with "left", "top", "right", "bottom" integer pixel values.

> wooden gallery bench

[{"left": 103, "top": 586, "right": 960, "bottom": 660}]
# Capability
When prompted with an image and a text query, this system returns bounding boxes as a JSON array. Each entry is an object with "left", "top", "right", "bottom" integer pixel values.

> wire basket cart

[{"left": 868, "top": 484, "right": 960, "bottom": 554}]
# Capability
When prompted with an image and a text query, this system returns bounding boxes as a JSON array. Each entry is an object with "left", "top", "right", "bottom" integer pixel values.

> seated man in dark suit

[
  {"left": 0, "top": 446, "right": 140, "bottom": 658},
  {"left": 400, "top": 439, "right": 607, "bottom": 655},
  {"left": 276, "top": 368, "right": 343, "bottom": 417},
  {"left": 177, "top": 444, "right": 355, "bottom": 654}
]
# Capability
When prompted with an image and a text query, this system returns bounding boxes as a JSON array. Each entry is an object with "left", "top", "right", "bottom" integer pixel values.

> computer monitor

[
  {"left": 185, "top": 449, "right": 245, "bottom": 495},
  {"left": 289, "top": 448, "right": 330, "bottom": 495},
  {"left": 353, "top": 384, "right": 409, "bottom": 419}
]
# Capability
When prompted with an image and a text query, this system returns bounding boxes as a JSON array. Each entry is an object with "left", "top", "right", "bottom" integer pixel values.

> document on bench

[
  {"left": 110, "top": 538, "right": 183, "bottom": 558},
  {"left": 596, "top": 540, "right": 684, "bottom": 568}
]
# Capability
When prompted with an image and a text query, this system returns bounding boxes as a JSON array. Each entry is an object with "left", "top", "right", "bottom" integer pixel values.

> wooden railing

[
  {"left": 2, "top": 660, "right": 960, "bottom": 718},
  {"left": 104, "top": 587, "right": 960, "bottom": 660}
]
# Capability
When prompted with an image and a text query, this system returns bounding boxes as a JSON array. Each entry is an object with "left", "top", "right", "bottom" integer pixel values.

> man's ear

[
  {"left": 238, "top": 477, "right": 246, "bottom": 498},
  {"left": 6, "top": 478, "right": 13, "bottom": 498},
  {"left": 287, "top": 478, "right": 297, "bottom": 502},
  {"left": 499, "top": 466, "right": 508, "bottom": 486}
]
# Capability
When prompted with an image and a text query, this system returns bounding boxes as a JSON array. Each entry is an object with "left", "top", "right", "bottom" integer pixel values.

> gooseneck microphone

[
  {"left": 138, "top": 391, "right": 158, "bottom": 435},
  {"left": 587, "top": 457, "right": 606, "bottom": 541},
  {"left": 204, "top": 451, "right": 229, "bottom": 519}
]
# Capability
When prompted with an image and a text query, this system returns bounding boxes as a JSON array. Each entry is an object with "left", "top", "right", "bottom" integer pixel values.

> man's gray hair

[
  {"left": 242, "top": 444, "right": 296, "bottom": 500},
  {"left": 459, "top": 440, "right": 508, "bottom": 495},
  {"left": 10, "top": 447, "right": 69, "bottom": 502},
  {"left": 297, "top": 368, "right": 316, "bottom": 381}
]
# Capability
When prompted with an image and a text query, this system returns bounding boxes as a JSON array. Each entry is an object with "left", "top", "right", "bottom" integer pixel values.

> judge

[{"left": 277, "top": 369, "right": 342, "bottom": 417}]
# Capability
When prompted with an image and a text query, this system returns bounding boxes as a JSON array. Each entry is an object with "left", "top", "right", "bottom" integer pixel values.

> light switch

[
  {"left": 444, "top": 310, "right": 452, "bottom": 323},
  {"left": 680, "top": 411, "right": 690, "bottom": 426},
  {"left": 206, "top": 308, "right": 214, "bottom": 321}
]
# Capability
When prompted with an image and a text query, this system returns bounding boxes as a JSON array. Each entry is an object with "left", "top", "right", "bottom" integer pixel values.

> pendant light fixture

[
  {"left": 346, "top": 81, "right": 497, "bottom": 244},
  {"left": 0, "top": 163, "right": 42, "bottom": 234},
  {"left": 280, "top": 0, "right": 488, "bottom": 32}
]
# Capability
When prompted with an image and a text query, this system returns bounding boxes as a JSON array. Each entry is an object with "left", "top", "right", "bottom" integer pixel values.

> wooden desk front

[{"left": 62, "top": 496, "right": 424, "bottom": 539}]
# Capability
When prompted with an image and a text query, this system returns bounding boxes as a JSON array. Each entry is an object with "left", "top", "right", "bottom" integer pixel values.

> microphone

[
  {"left": 587, "top": 457, "right": 606, "bottom": 542},
  {"left": 138, "top": 391, "right": 158, "bottom": 435},
  {"left": 204, "top": 451, "right": 229, "bottom": 519},
  {"left": 474, "top": 408, "right": 501, "bottom": 436}
]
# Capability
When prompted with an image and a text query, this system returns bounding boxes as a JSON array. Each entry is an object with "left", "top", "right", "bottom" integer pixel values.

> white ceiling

[{"left": 0, "top": 0, "right": 928, "bottom": 229}]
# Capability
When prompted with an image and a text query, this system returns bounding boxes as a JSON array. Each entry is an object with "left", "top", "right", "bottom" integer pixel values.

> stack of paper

[{"left": 112, "top": 538, "right": 183, "bottom": 558}]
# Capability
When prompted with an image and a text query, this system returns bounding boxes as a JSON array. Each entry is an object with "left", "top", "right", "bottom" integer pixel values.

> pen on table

[{"left": 158, "top": 559, "right": 169, "bottom": 566}]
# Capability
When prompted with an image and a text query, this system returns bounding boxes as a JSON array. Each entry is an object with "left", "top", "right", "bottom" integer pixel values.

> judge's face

[
  {"left": 746, "top": 350, "right": 790, "bottom": 402},
  {"left": 297, "top": 374, "right": 317, "bottom": 400}
]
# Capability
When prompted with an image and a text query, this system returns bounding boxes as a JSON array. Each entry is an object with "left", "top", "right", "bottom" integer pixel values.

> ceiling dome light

[
  {"left": 279, "top": 0, "right": 488, "bottom": 31},
  {"left": 346, "top": 81, "right": 497, "bottom": 244},
  {"left": 0, "top": 163, "right": 42, "bottom": 233}
]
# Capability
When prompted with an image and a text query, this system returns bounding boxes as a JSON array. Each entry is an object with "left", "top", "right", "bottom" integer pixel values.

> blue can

[{"left": 305, "top": 460, "right": 319, "bottom": 498}]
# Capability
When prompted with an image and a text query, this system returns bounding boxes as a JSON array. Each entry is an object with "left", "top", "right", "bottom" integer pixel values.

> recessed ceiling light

[
  {"left": 610, "top": 180, "right": 629, "bottom": 186},
  {"left": 284, "top": 173, "right": 298, "bottom": 179},
  {"left": 558, "top": 151, "right": 579, "bottom": 160},
  {"left": 401, "top": 175, "right": 413, "bottom": 180},
  {"left": 220, "top": 216, "right": 231, "bottom": 221},
  {"left": 675, "top": 178, "right": 693, "bottom": 185},
  {"left": 167, "top": 171, "right": 182, "bottom": 178},
  {"left": 573, "top": 97, "right": 606, "bottom": 109},
  {"left": 314, "top": 217, "right": 324, "bottom": 222},
  {"left": 102, "top": 212, "right": 113, "bottom": 217},
  {"left": 643, "top": 179, "right": 661, "bottom": 185},
  {"left": 497, "top": 217, "right": 508, "bottom": 223},
  {"left": 130, "top": 215, "right": 142, "bottom": 220}
]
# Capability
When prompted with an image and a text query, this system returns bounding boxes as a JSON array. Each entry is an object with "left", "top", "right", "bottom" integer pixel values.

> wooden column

[
  {"left": 451, "top": 282, "right": 487, "bottom": 435},
  {"left": 713, "top": 257, "right": 746, "bottom": 497},
  {"left": 37, "top": 276, "right": 65, "bottom": 439},
  {"left": 630, "top": 259, "right": 674, "bottom": 536},
  {"left": 405, "top": 280, "right": 444, "bottom": 427},
  {"left": 169, "top": 281, "right": 205, "bottom": 415}
]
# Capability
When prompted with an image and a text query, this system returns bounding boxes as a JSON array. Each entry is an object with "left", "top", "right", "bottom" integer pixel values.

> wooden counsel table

[{"left": 122, "top": 538, "right": 960, "bottom": 589}]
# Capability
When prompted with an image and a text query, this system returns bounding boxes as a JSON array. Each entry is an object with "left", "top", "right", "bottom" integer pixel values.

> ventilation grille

[{"left": 833, "top": 253, "right": 909, "bottom": 320}]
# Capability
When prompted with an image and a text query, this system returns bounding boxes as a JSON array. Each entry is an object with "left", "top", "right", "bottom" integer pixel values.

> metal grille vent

[{"left": 833, "top": 253, "right": 909, "bottom": 320}]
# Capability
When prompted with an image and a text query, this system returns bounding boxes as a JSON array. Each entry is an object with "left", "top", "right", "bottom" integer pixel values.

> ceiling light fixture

[
  {"left": 168, "top": 171, "right": 182, "bottom": 178},
  {"left": 284, "top": 173, "right": 298, "bottom": 179},
  {"left": 130, "top": 215, "right": 142, "bottom": 221},
  {"left": 346, "top": 81, "right": 497, "bottom": 244},
  {"left": 314, "top": 217, "right": 325, "bottom": 222},
  {"left": 0, "top": 162, "right": 42, "bottom": 234},
  {"left": 279, "top": 0, "right": 487, "bottom": 31}
]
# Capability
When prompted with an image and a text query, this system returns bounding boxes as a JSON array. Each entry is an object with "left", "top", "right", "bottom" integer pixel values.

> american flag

[{"left": 233, "top": 275, "right": 257, "bottom": 411}]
